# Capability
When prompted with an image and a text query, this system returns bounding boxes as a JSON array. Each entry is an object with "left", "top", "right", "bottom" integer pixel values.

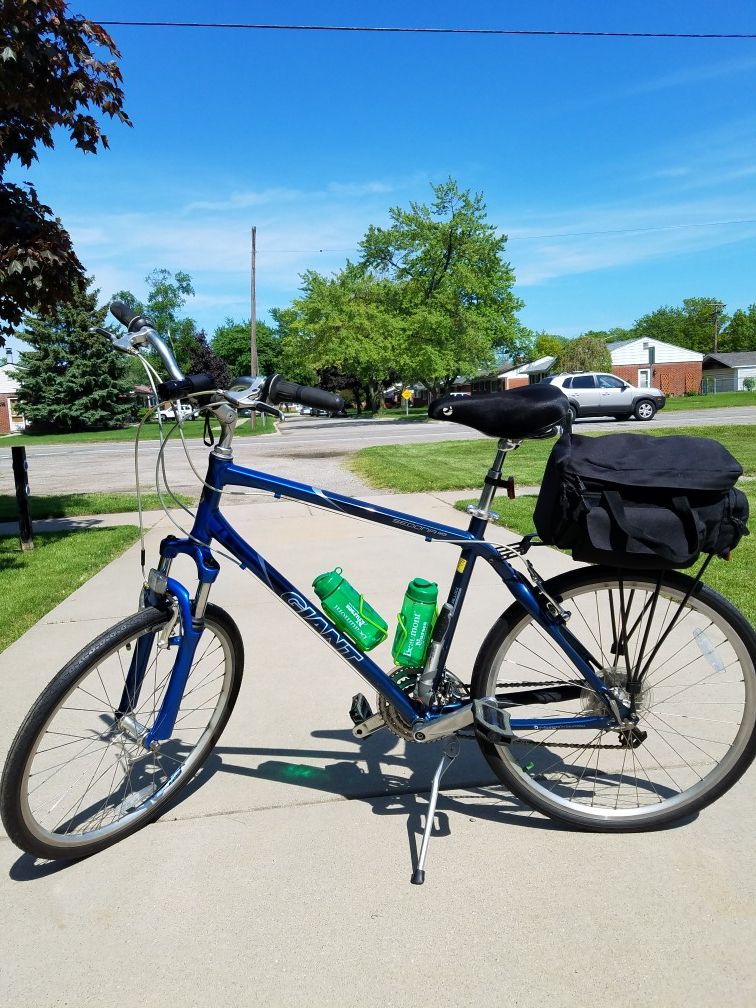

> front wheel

[
  {"left": 634, "top": 399, "right": 657, "bottom": 420},
  {"left": 1, "top": 603, "right": 244, "bottom": 860},
  {"left": 471, "top": 567, "right": 756, "bottom": 830}
]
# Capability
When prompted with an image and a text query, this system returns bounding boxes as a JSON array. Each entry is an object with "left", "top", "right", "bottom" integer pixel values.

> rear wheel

[
  {"left": 471, "top": 567, "right": 756, "bottom": 830},
  {"left": 1, "top": 603, "right": 243, "bottom": 860}
]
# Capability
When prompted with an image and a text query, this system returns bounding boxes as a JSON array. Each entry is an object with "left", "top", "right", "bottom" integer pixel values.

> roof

[
  {"left": 606, "top": 338, "right": 636, "bottom": 351},
  {"left": 515, "top": 355, "right": 556, "bottom": 376},
  {"left": 703, "top": 352, "right": 756, "bottom": 368}
]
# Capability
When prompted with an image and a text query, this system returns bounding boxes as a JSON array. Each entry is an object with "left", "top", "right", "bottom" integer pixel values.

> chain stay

[{"left": 468, "top": 679, "right": 635, "bottom": 750}]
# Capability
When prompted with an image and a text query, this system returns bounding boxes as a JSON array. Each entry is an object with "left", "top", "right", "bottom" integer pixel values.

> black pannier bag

[{"left": 533, "top": 432, "right": 750, "bottom": 569}]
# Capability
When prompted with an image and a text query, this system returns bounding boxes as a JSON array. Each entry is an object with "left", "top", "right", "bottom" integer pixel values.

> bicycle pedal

[
  {"left": 349, "top": 693, "right": 373, "bottom": 725},
  {"left": 473, "top": 697, "right": 514, "bottom": 744}
]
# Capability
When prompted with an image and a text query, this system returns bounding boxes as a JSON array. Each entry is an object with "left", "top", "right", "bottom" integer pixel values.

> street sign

[{"left": 401, "top": 389, "right": 412, "bottom": 400}]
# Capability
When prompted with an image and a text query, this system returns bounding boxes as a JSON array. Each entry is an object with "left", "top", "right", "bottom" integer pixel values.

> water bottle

[
  {"left": 392, "top": 578, "right": 438, "bottom": 667},
  {"left": 312, "top": 567, "right": 388, "bottom": 651}
]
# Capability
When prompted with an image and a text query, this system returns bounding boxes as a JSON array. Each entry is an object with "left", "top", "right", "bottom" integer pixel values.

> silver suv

[{"left": 541, "top": 373, "right": 666, "bottom": 422}]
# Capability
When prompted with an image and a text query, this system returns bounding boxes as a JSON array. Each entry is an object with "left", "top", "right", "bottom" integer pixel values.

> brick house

[
  {"left": 0, "top": 366, "right": 23, "bottom": 435},
  {"left": 608, "top": 337, "right": 703, "bottom": 395}
]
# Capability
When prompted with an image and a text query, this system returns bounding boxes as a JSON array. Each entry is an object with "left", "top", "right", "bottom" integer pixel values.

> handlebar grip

[
  {"left": 109, "top": 301, "right": 139, "bottom": 328},
  {"left": 110, "top": 301, "right": 156, "bottom": 333},
  {"left": 267, "top": 375, "right": 344, "bottom": 413},
  {"left": 156, "top": 374, "right": 216, "bottom": 400}
]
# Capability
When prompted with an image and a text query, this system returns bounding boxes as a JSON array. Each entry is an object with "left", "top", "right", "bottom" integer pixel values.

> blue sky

[{"left": 7, "top": 1, "right": 756, "bottom": 353}]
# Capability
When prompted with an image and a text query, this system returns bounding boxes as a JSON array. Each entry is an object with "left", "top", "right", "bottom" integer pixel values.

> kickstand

[{"left": 411, "top": 737, "right": 460, "bottom": 886}]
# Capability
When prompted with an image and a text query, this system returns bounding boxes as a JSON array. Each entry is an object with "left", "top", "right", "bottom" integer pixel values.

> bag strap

[{"left": 601, "top": 490, "right": 701, "bottom": 563}]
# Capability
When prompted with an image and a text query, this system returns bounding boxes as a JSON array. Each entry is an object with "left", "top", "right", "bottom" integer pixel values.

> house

[
  {"left": 497, "top": 356, "right": 556, "bottom": 388},
  {"left": 0, "top": 364, "right": 24, "bottom": 434},
  {"left": 608, "top": 337, "right": 703, "bottom": 395},
  {"left": 701, "top": 352, "right": 756, "bottom": 393}
]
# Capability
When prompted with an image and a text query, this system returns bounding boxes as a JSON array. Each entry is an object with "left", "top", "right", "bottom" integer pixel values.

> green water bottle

[
  {"left": 312, "top": 567, "right": 388, "bottom": 651},
  {"left": 392, "top": 578, "right": 438, "bottom": 667}
]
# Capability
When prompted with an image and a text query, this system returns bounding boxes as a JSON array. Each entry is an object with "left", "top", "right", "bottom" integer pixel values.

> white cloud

[{"left": 625, "top": 56, "right": 756, "bottom": 96}]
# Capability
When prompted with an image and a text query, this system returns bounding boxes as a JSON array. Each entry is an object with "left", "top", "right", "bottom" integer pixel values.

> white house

[
  {"left": 608, "top": 337, "right": 704, "bottom": 395},
  {"left": 0, "top": 364, "right": 23, "bottom": 435},
  {"left": 702, "top": 352, "right": 756, "bottom": 392}
]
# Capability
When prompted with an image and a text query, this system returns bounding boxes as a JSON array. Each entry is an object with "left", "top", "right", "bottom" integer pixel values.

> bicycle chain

[{"left": 464, "top": 679, "right": 636, "bottom": 750}]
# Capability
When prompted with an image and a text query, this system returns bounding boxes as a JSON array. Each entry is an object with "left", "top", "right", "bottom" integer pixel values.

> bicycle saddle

[{"left": 428, "top": 384, "right": 569, "bottom": 439}]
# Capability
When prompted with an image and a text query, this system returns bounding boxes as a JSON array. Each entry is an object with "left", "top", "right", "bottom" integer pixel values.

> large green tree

[
  {"left": 212, "top": 318, "right": 282, "bottom": 377},
  {"left": 276, "top": 265, "right": 401, "bottom": 410},
  {"left": 555, "top": 335, "right": 612, "bottom": 373},
  {"left": 15, "top": 277, "right": 132, "bottom": 431},
  {"left": 720, "top": 305, "right": 756, "bottom": 353},
  {"left": 0, "top": 1, "right": 130, "bottom": 343},
  {"left": 633, "top": 298, "right": 729, "bottom": 354},
  {"left": 358, "top": 179, "right": 522, "bottom": 392}
]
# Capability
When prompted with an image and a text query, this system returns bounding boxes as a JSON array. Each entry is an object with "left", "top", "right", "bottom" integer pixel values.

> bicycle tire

[
  {"left": 471, "top": 566, "right": 756, "bottom": 830},
  {"left": 1, "top": 603, "right": 243, "bottom": 860}
]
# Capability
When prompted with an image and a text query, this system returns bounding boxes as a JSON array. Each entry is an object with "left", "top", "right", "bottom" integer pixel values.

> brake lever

[{"left": 225, "top": 388, "right": 283, "bottom": 420}]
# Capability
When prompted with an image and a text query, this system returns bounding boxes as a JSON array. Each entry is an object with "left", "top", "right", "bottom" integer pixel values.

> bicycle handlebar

[{"left": 108, "top": 302, "right": 344, "bottom": 413}]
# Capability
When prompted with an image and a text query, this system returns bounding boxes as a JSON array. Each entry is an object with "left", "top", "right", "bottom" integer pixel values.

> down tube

[{"left": 207, "top": 510, "right": 421, "bottom": 726}]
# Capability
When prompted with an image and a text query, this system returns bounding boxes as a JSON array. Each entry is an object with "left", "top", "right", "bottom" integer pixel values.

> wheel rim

[
  {"left": 637, "top": 402, "right": 654, "bottom": 419},
  {"left": 18, "top": 615, "right": 234, "bottom": 851},
  {"left": 482, "top": 576, "right": 756, "bottom": 822}
]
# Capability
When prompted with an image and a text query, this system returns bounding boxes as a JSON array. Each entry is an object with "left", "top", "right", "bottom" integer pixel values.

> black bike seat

[{"left": 428, "top": 384, "right": 569, "bottom": 440}]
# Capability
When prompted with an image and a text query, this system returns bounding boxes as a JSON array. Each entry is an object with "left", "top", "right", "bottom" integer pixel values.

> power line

[
  {"left": 97, "top": 21, "right": 756, "bottom": 40},
  {"left": 255, "top": 217, "right": 756, "bottom": 254}
]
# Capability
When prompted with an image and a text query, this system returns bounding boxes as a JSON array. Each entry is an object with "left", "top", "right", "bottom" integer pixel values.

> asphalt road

[{"left": 2, "top": 406, "right": 755, "bottom": 498}]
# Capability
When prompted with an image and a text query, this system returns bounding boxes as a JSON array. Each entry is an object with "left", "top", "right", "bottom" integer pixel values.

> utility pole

[
  {"left": 711, "top": 301, "right": 724, "bottom": 354},
  {"left": 250, "top": 225, "right": 258, "bottom": 428},
  {"left": 250, "top": 226, "right": 259, "bottom": 376}
]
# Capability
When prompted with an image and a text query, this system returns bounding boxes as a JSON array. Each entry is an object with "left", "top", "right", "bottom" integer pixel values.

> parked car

[
  {"left": 154, "top": 402, "right": 194, "bottom": 421},
  {"left": 541, "top": 372, "right": 666, "bottom": 421}
]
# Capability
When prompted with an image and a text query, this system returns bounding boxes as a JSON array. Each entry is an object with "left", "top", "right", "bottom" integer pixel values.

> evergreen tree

[
  {"left": 15, "top": 277, "right": 132, "bottom": 432},
  {"left": 187, "top": 330, "right": 232, "bottom": 390}
]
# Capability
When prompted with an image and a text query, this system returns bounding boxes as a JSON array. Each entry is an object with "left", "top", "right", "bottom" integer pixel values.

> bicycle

[{"left": 2, "top": 302, "right": 755, "bottom": 884}]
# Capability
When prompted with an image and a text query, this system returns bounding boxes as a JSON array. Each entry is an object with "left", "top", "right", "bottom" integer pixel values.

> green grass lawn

[
  {"left": 0, "top": 491, "right": 194, "bottom": 522},
  {"left": 0, "top": 414, "right": 274, "bottom": 447},
  {"left": 349, "top": 424, "right": 756, "bottom": 492},
  {"left": 0, "top": 527, "right": 141, "bottom": 652},
  {"left": 454, "top": 487, "right": 756, "bottom": 627},
  {"left": 664, "top": 391, "right": 756, "bottom": 411}
]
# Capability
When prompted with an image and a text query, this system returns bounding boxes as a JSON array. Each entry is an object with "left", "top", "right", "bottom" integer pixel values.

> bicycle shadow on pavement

[{"left": 7, "top": 724, "right": 698, "bottom": 882}]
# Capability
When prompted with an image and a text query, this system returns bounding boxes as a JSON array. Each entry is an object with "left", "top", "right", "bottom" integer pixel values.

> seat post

[{"left": 473, "top": 438, "right": 519, "bottom": 516}]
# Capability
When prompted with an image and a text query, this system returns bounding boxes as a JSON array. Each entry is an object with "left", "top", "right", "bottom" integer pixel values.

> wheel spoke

[{"left": 475, "top": 569, "right": 756, "bottom": 825}]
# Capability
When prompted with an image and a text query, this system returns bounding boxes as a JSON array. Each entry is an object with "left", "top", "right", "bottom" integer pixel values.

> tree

[
  {"left": 555, "top": 335, "right": 612, "bottom": 373},
  {"left": 720, "top": 305, "right": 756, "bottom": 352},
  {"left": 213, "top": 318, "right": 282, "bottom": 376},
  {"left": 187, "top": 330, "right": 231, "bottom": 390},
  {"left": 633, "top": 298, "right": 729, "bottom": 354},
  {"left": 579, "top": 327, "right": 634, "bottom": 345},
  {"left": 277, "top": 265, "right": 402, "bottom": 410},
  {"left": 533, "top": 332, "right": 567, "bottom": 360},
  {"left": 0, "top": 1, "right": 130, "bottom": 342},
  {"left": 358, "top": 179, "right": 523, "bottom": 392},
  {"left": 113, "top": 268, "right": 199, "bottom": 373},
  {"left": 15, "top": 276, "right": 133, "bottom": 431}
]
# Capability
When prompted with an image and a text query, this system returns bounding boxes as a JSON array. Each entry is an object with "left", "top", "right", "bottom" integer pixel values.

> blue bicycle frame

[{"left": 131, "top": 452, "right": 620, "bottom": 749}]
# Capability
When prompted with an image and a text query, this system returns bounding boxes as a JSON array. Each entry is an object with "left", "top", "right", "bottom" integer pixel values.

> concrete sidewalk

[{"left": 1, "top": 492, "right": 754, "bottom": 1008}]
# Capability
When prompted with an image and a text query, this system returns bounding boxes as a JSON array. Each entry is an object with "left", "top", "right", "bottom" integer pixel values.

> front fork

[{"left": 116, "top": 537, "right": 220, "bottom": 749}]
